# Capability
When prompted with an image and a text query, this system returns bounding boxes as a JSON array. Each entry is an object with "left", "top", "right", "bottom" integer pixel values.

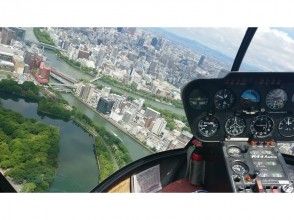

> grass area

[{"left": 33, "top": 28, "right": 55, "bottom": 46}]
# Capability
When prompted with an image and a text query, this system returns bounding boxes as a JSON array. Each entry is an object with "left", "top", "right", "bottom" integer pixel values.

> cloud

[{"left": 243, "top": 27, "right": 294, "bottom": 71}]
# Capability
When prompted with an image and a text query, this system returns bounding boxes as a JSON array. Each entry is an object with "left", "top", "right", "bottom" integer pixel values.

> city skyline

[{"left": 163, "top": 27, "right": 294, "bottom": 71}]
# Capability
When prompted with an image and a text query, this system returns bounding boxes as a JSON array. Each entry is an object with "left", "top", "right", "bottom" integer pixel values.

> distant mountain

[
  {"left": 149, "top": 28, "right": 234, "bottom": 64},
  {"left": 148, "top": 28, "right": 261, "bottom": 71}
]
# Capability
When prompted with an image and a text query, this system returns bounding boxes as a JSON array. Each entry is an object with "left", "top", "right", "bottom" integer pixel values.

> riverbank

[
  {"left": 56, "top": 51, "right": 97, "bottom": 77},
  {"left": 71, "top": 106, "right": 133, "bottom": 179},
  {"left": 33, "top": 28, "right": 55, "bottom": 46},
  {"left": 98, "top": 75, "right": 184, "bottom": 109},
  {"left": 0, "top": 168, "right": 22, "bottom": 192},
  {"left": 72, "top": 93, "right": 154, "bottom": 154}
]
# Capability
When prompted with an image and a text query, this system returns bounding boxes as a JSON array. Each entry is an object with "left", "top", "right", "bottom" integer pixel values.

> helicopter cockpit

[
  {"left": 1, "top": 28, "right": 294, "bottom": 193},
  {"left": 91, "top": 28, "right": 294, "bottom": 193}
]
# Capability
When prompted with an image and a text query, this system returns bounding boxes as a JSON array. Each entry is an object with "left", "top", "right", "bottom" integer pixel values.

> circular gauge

[
  {"left": 250, "top": 115, "right": 274, "bottom": 138},
  {"left": 227, "top": 146, "right": 242, "bottom": 158},
  {"left": 214, "top": 89, "right": 235, "bottom": 110},
  {"left": 231, "top": 161, "right": 249, "bottom": 176},
  {"left": 278, "top": 117, "right": 294, "bottom": 137},
  {"left": 198, "top": 116, "right": 219, "bottom": 137},
  {"left": 266, "top": 89, "right": 288, "bottom": 110},
  {"left": 225, "top": 116, "right": 246, "bottom": 136},
  {"left": 241, "top": 89, "right": 260, "bottom": 103},
  {"left": 189, "top": 89, "right": 209, "bottom": 110}
]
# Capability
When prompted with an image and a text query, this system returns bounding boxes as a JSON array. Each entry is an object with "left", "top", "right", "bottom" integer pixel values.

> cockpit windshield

[
  {"left": 241, "top": 28, "right": 294, "bottom": 71},
  {"left": 0, "top": 27, "right": 253, "bottom": 192}
]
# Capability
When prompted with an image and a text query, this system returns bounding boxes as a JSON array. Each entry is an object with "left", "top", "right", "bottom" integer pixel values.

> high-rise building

[
  {"left": 79, "top": 84, "right": 95, "bottom": 101},
  {"left": 137, "top": 38, "right": 145, "bottom": 47},
  {"left": 117, "top": 27, "right": 124, "bottom": 33},
  {"left": 147, "top": 61, "right": 157, "bottom": 75},
  {"left": 144, "top": 107, "right": 160, "bottom": 119},
  {"left": 0, "top": 28, "right": 16, "bottom": 45},
  {"left": 134, "top": 98, "right": 145, "bottom": 110},
  {"left": 95, "top": 49, "right": 106, "bottom": 68},
  {"left": 13, "top": 56, "right": 25, "bottom": 74},
  {"left": 9, "top": 28, "right": 25, "bottom": 41},
  {"left": 0, "top": 51, "right": 14, "bottom": 63},
  {"left": 101, "top": 87, "right": 111, "bottom": 97},
  {"left": 144, "top": 116, "right": 155, "bottom": 129},
  {"left": 127, "top": 27, "right": 136, "bottom": 35},
  {"left": 151, "top": 118, "right": 167, "bottom": 135},
  {"left": 0, "top": 60, "right": 14, "bottom": 72},
  {"left": 34, "top": 62, "right": 50, "bottom": 84},
  {"left": 111, "top": 47, "right": 118, "bottom": 61},
  {"left": 198, "top": 55, "right": 206, "bottom": 67},
  {"left": 122, "top": 110, "right": 133, "bottom": 123},
  {"left": 97, "top": 97, "right": 114, "bottom": 114},
  {"left": 151, "top": 37, "right": 158, "bottom": 47},
  {"left": 78, "top": 50, "right": 91, "bottom": 60},
  {"left": 24, "top": 51, "right": 43, "bottom": 70}
]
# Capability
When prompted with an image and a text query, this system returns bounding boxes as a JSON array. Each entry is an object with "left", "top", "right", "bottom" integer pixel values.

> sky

[{"left": 164, "top": 27, "right": 294, "bottom": 71}]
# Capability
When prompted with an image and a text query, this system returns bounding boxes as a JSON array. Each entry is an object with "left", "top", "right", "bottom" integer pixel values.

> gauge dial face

[
  {"left": 227, "top": 146, "right": 242, "bottom": 158},
  {"left": 241, "top": 89, "right": 260, "bottom": 103},
  {"left": 225, "top": 116, "right": 246, "bottom": 136},
  {"left": 231, "top": 161, "right": 249, "bottom": 176},
  {"left": 278, "top": 117, "right": 294, "bottom": 137},
  {"left": 240, "top": 89, "right": 260, "bottom": 112},
  {"left": 250, "top": 115, "right": 274, "bottom": 138},
  {"left": 214, "top": 89, "right": 234, "bottom": 110},
  {"left": 266, "top": 89, "right": 288, "bottom": 110},
  {"left": 189, "top": 89, "right": 209, "bottom": 110},
  {"left": 198, "top": 116, "right": 219, "bottom": 137}
]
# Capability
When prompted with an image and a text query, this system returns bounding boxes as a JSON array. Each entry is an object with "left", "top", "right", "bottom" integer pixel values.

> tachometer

[
  {"left": 198, "top": 116, "right": 219, "bottom": 137},
  {"left": 225, "top": 116, "right": 246, "bottom": 136},
  {"left": 250, "top": 115, "right": 274, "bottom": 138},
  {"left": 189, "top": 89, "right": 209, "bottom": 110},
  {"left": 278, "top": 117, "right": 294, "bottom": 137},
  {"left": 214, "top": 89, "right": 234, "bottom": 110},
  {"left": 266, "top": 89, "right": 288, "bottom": 110}
]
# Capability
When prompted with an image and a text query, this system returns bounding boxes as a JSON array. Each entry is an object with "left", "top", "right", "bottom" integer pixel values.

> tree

[{"left": 22, "top": 182, "right": 37, "bottom": 192}]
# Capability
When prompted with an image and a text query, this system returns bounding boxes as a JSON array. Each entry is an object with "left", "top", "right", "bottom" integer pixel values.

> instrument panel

[{"left": 182, "top": 72, "right": 294, "bottom": 142}]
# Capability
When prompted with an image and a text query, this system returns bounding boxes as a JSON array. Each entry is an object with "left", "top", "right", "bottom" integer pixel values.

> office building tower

[
  {"left": 97, "top": 97, "right": 114, "bottom": 114},
  {"left": 198, "top": 55, "right": 205, "bottom": 67}
]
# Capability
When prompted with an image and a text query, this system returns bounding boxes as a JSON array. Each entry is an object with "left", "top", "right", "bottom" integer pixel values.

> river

[
  {"left": 20, "top": 28, "right": 151, "bottom": 191},
  {"left": 0, "top": 95, "right": 98, "bottom": 192},
  {"left": 25, "top": 29, "right": 151, "bottom": 157},
  {"left": 24, "top": 28, "right": 185, "bottom": 115}
]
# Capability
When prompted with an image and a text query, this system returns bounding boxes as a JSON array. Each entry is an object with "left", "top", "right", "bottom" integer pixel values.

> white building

[
  {"left": 151, "top": 118, "right": 167, "bottom": 135},
  {"left": 101, "top": 86, "right": 111, "bottom": 97}
]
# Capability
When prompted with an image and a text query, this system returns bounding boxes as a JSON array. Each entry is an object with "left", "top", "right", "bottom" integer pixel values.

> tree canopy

[{"left": 0, "top": 106, "right": 60, "bottom": 192}]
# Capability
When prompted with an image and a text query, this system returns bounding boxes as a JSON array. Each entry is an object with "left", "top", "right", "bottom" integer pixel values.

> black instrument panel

[{"left": 182, "top": 72, "right": 294, "bottom": 142}]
